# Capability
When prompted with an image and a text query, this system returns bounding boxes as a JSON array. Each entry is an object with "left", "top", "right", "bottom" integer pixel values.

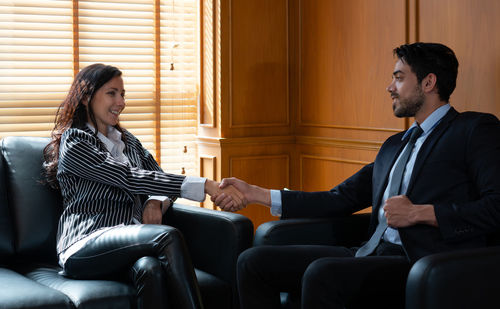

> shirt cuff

[
  {"left": 181, "top": 176, "right": 207, "bottom": 202},
  {"left": 145, "top": 196, "right": 172, "bottom": 214},
  {"left": 270, "top": 189, "right": 282, "bottom": 217}
]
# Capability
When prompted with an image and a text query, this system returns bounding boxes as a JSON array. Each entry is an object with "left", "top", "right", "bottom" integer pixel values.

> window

[{"left": 0, "top": 0, "right": 199, "bottom": 180}]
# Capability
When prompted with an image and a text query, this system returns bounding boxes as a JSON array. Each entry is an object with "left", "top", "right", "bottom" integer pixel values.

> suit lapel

[{"left": 406, "top": 107, "right": 459, "bottom": 195}]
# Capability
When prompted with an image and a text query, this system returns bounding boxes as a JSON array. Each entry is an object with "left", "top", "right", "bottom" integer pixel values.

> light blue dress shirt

[{"left": 270, "top": 104, "right": 451, "bottom": 243}]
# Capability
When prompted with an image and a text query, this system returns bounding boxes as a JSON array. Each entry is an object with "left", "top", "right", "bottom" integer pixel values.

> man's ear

[{"left": 421, "top": 73, "right": 437, "bottom": 93}]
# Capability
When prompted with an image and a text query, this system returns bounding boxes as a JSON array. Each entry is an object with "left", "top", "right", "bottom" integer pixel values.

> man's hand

[
  {"left": 212, "top": 177, "right": 271, "bottom": 212},
  {"left": 384, "top": 195, "right": 438, "bottom": 228},
  {"left": 142, "top": 199, "right": 163, "bottom": 224}
]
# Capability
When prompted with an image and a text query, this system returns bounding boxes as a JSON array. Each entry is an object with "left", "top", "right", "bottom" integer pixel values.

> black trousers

[
  {"left": 237, "top": 242, "right": 410, "bottom": 309},
  {"left": 63, "top": 224, "right": 203, "bottom": 309}
]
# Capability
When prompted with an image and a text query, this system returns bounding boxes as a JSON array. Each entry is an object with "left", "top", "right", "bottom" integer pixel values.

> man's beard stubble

[{"left": 392, "top": 85, "right": 425, "bottom": 118}]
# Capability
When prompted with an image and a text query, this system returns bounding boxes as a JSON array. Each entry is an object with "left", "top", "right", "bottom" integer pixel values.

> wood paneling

[
  {"left": 298, "top": 0, "right": 407, "bottom": 140},
  {"left": 200, "top": 156, "right": 216, "bottom": 209},
  {"left": 419, "top": 0, "right": 500, "bottom": 117},
  {"left": 296, "top": 139, "right": 378, "bottom": 190},
  {"left": 204, "top": 0, "right": 500, "bottom": 229},
  {"left": 297, "top": 140, "right": 378, "bottom": 214},
  {"left": 300, "top": 155, "right": 368, "bottom": 191},
  {"left": 228, "top": 0, "right": 289, "bottom": 131},
  {"left": 228, "top": 153, "right": 291, "bottom": 229},
  {"left": 200, "top": 0, "right": 216, "bottom": 127}
]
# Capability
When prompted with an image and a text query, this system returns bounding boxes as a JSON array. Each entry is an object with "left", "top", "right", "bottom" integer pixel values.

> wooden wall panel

[
  {"left": 230, "top": 154, "right": 289, "bottom": 229},
  {"left": 419, "top": 0, "right": 500, "bottom": 117},
  {"left": 200, "top": 156, "right": 216, "bottom": 209},
  {"left": 296, "top": 140, "right": 378, "bottom": 190},
  {"left": 201, "top": 0, "right": 216, "bottom": 127},
  {"left": 227, "top": 0, "right": 290, "bottom": 135},
  {"left": 297, "top": 140, "right": 378, "bottom": 213},
  {"left": 207, "top": 0, "right": 500, "bottom": 229},
  {"left": 298, "top": 0, "right": 407, "bottom": 141},
  {"left": 225, "top": 142, "right": 293, "bottom": 229},
  {"left": 300, "top": 155, "right": 367, "bottom": 191}
]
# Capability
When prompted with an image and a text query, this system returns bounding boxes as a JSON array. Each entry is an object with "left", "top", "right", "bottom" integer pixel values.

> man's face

[{"left": 387, "top": 60, "right": 425, "bottom": 118}]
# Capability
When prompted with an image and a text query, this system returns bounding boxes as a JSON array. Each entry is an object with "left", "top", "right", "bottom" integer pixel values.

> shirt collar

[
  {"left": 86, "top": 123, "right": 123, "bottom": 152},
  {"left": 402, "top": 103, "right": 451, "bottom": 140}
]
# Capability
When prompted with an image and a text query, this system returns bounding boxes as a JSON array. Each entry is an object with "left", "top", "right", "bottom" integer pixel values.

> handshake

[{"left": 205, "top": 178, "right": 271, "bottom": 212}]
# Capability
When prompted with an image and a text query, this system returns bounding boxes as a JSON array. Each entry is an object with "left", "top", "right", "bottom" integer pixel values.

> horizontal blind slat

[{"left": 1, "top": 0, "right": 200, "bottom": 178}]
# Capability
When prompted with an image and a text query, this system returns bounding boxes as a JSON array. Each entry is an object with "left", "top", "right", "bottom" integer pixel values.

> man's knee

[
  {"left": 237, "top": 247, "right": 270, "bottom": 278},
  {"left": 302, "top": 258, "right": 337, "bottom": 290},
  {"left": 238, "top": 247, "right": 261, "bottom": 271},
  {"left": 302, "top": 258, "right": 354, "bottom": 309}
]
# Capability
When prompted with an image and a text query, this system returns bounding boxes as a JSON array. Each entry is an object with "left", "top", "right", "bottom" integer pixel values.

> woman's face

[{"left": 86, "top": 75, "right": 125, "bottom": 136}]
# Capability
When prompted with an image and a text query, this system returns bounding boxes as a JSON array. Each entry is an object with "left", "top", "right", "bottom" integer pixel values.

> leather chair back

[
  {"left": 0, "top": 147, "right": 15, "bottom": 263},
  {"left": 1, "top": 137, "right": 62, "bottom": 263}
]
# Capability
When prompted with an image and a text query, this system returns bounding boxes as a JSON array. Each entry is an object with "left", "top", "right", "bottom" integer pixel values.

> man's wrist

[
  {"left": 411, "top": 204, "right": 438, "bottom": 227},
  {"left": 250, "top": 185, "right": 271, "bottom": 206}
]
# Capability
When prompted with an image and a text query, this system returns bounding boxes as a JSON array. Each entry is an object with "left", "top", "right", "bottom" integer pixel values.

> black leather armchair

[
  {"left": 254, "top": 215, "right": 500, "bottom": 309},
  {"left": 0, "top": 136, "right": 253, "bottom": 309}
]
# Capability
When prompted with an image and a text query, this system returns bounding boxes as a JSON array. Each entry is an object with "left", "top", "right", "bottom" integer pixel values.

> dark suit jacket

[{"left": 281, "top": 108, "right": 500, "bottom": 262}]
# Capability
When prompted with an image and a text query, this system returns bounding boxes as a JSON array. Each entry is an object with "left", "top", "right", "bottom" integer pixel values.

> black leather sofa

[
  {"left": 0, "top": 136, "right": 254, "bottom": 309},
  {"left": 254, "top": 215, "right": 500, "bottom": 309}
]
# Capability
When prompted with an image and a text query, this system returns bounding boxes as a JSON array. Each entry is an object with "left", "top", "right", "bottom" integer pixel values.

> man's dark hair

[{"left": 393, "top": 42, "right": 459, "bottom": 102}]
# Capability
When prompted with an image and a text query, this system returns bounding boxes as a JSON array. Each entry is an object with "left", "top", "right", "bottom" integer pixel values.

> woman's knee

[
  {"left": 130, "top": 256, "right": 165, "bottom": 285},
  {"left": 130, "top": 257, "right": 169, "bottom": 308},
  {"left": 136, "top": 224, "right": 185, "bottom": 249},
  {"left": 132, "top": 256, "right": 163, "bottom": 277}
]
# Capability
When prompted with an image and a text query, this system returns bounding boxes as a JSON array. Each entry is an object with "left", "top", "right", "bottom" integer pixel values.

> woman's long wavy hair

[{"left": 43, "top": 63, "right": 125, "bottom": 188}]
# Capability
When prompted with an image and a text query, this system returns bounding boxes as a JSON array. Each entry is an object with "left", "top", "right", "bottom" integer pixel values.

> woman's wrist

[{"left": 204, "top": 179, "right": 220, "bottom": 196}]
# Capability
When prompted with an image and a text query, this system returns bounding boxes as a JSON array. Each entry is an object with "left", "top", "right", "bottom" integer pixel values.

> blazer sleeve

[
  {"left": 58, "top": 128, "right": 186, "bottom": 197},
  {"left": 281, "top": 162, "right": 374, "bottom": 219},
  {"left": 434, "top": 113, "right": 500, "bottom": 241}
]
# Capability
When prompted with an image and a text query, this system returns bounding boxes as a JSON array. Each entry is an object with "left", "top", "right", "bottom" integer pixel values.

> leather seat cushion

[
  {"left": 23, "top": 266, "right": 135, "bottom": 309},
  {"left": 0, "top": 268, "right": 72, "bottom": 309}
]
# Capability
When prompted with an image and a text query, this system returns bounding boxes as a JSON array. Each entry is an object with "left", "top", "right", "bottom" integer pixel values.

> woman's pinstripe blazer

[{"left": 56, "top": 126, "right": 186, "bottom": 254}]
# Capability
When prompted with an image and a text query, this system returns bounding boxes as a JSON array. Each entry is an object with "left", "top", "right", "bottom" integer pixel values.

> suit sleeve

[
  {"left": 434, "top": 114, "right": 500, "bottom": 241},
  {"left": 59, "top": 128, "right": 185, "bottom": 198},
  {"left": 281, "top": 162, "right": 374, "bottom": 219}
]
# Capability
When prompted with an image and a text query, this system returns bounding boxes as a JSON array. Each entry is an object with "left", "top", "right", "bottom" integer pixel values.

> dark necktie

[{"left": 355, "top": 126, "right": 424, "bottom": 257}]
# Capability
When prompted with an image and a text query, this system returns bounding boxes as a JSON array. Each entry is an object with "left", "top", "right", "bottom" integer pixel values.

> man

[{"left": 213, "top": 42, "right": 500, "bottom": 308}]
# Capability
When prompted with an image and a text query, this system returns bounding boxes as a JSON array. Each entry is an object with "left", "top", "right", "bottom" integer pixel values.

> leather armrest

[
  {"left": 164, "top": 203, "right": 253, "bottom": 284},
  {"left": 254, "top": 213, "right": 371, "bottom": 247},
  {"left": 406, "top": 246, "right": 500, "bottom": 309}
]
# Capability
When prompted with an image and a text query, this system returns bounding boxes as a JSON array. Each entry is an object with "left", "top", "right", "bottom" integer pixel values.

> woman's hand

[
  {"left": 142, "top": 200, "right": 163, "bottom": 224},
  {"left": 205, "top": 179, "right": 246, "bottom": 211}
]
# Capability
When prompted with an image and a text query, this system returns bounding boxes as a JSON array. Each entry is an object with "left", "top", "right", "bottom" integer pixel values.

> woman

[{"left": 43, "top": 63, "right": 243, "bottom": 309}]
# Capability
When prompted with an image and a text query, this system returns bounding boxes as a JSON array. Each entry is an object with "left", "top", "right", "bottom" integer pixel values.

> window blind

[
  {"left": 0, "top": 0, "right": 74, "bottom": 137},
  {"left": 0, "top": 0, "right": 199, "bottom": 180}
]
